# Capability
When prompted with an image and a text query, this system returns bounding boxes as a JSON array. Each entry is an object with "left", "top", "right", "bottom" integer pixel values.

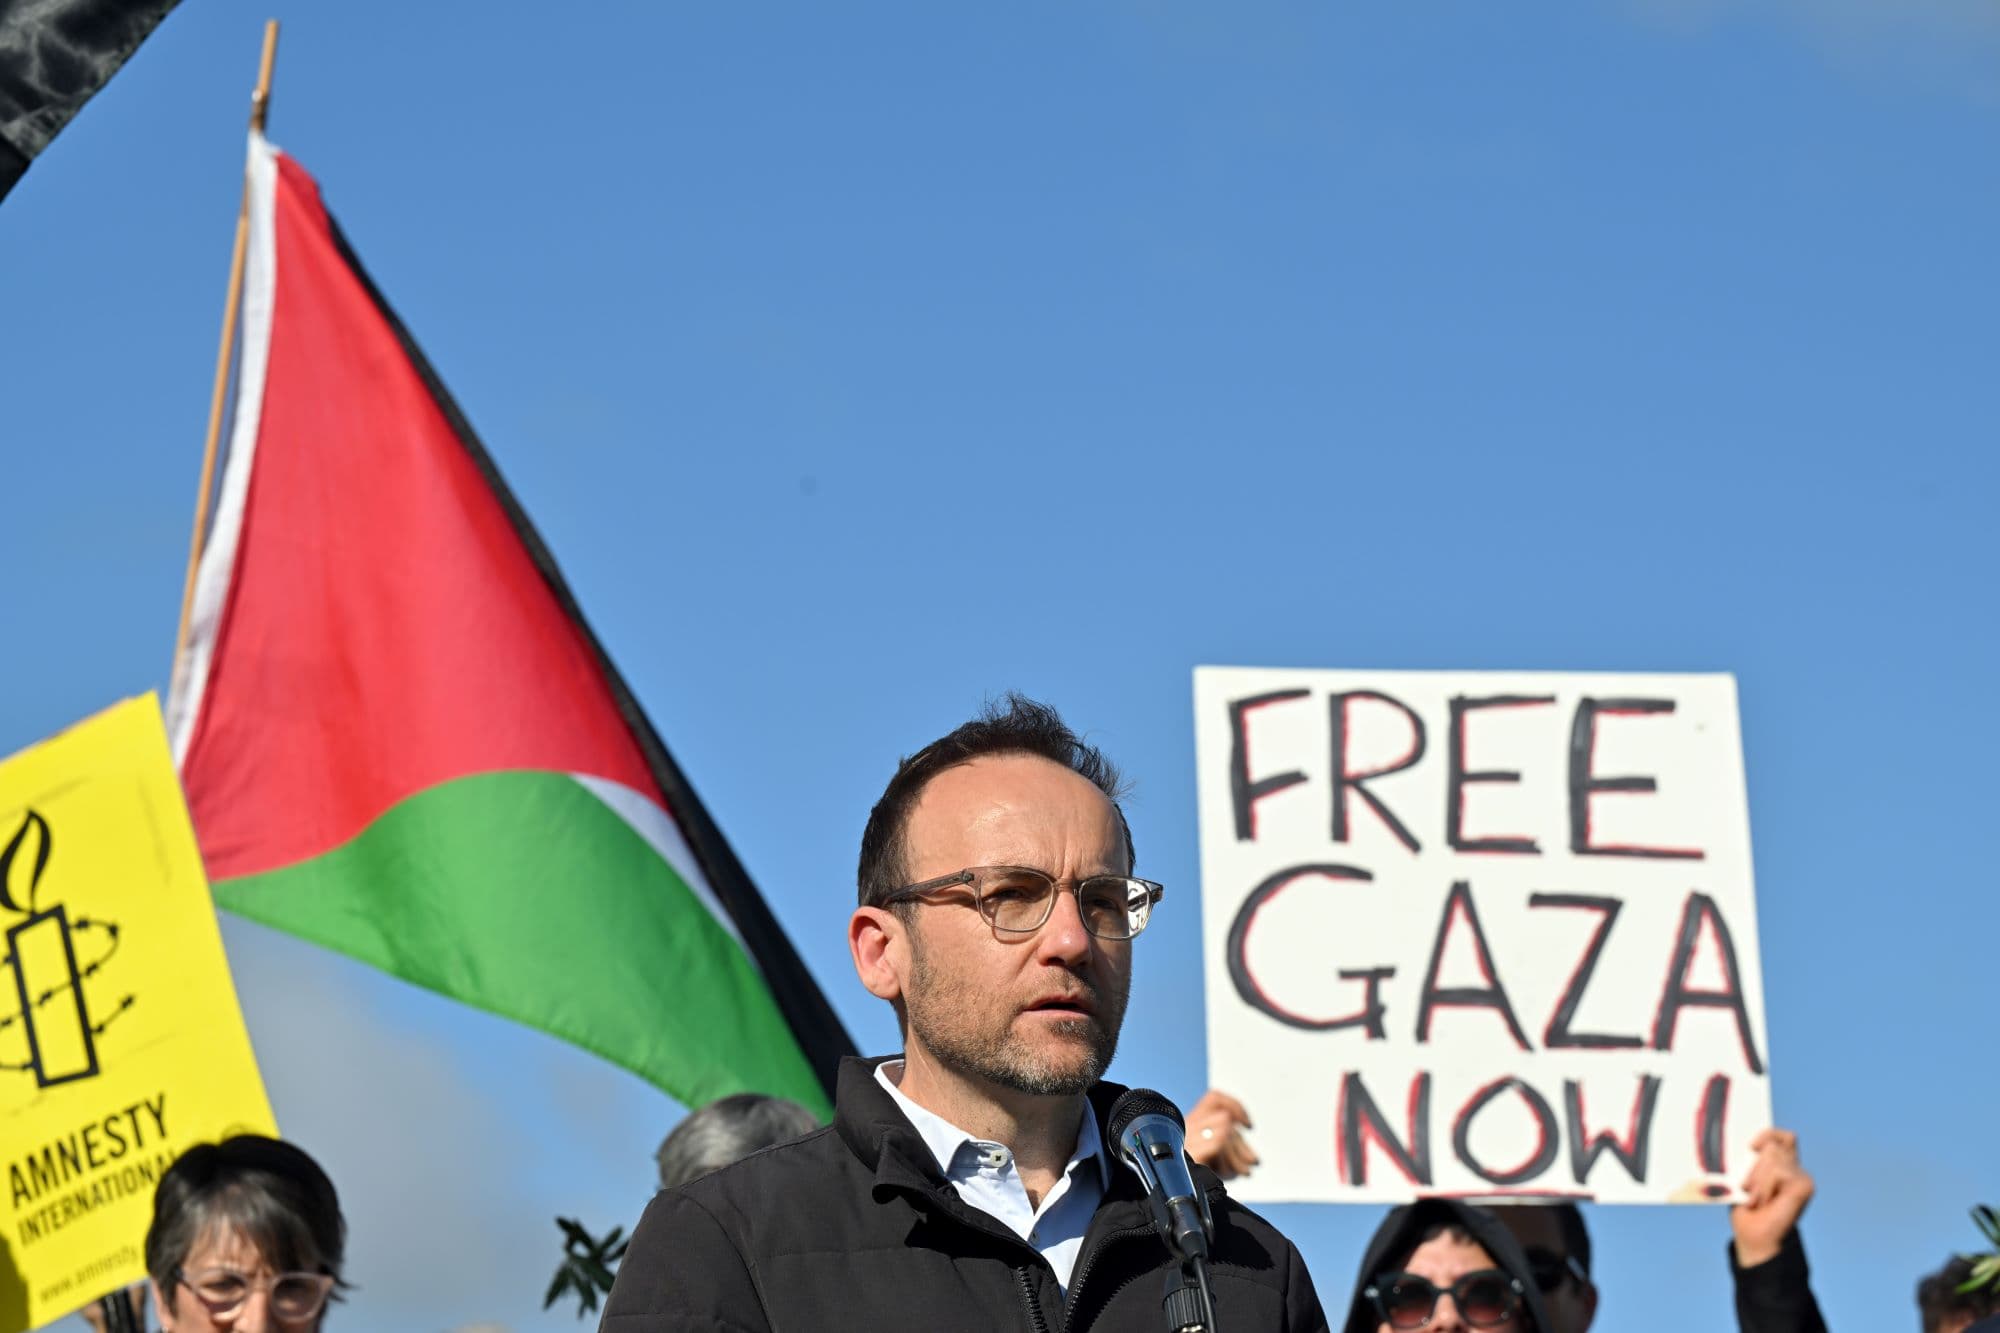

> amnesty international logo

[
  {"left": 1, "top": 809, "right": 135, "bottom": 1089},
  {"left": 0, "top": 696, "right": 275, "bottom": 1333}
]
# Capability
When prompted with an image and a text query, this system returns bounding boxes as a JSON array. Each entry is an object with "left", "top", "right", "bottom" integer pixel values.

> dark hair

[
  {"left": 856, "top": 694, "right": 1132, "bottom": 907},
  {"left": 655, "top": 1093, "right": 819, "bottom": 1190},
  {"left": 1545, "top": 1201, "right": 1592, "bottom": 1279},
  {"left": 1387, "top": 1221, "right": 1480, "bottom": 1271},
  {"left": 1353, "top": 1200, "right": 1555, "bottom": 1333},
  {"left": 1369, "top": 1221, "right": 1544, "bottom": 1333},
  {"left": 145, "top": 1136, "right": 346, "bottom": 1295},
  {"left": 1920, "top": 1256, "right": 2000, "bottom": 1333}
]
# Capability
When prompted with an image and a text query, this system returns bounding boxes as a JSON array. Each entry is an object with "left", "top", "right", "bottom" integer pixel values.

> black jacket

[
  {"left": 1340, "top": 1199, "right": 1555, "bottom": 1333},
  {"left": 1730, "top": 1230, "right": 1828, "bottom": 1333},
  {"left": 602, "top": 1057, "right": 1330, "bottom": 1332}
]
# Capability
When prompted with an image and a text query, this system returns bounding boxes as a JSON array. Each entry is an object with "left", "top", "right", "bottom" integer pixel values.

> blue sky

[{"left": 3, "top": 2, "right": 1995, "bottom": 1329}]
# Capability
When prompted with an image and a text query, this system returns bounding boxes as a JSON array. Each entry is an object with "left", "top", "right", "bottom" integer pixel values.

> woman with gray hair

[
  {"left": 547, "top": 1093, "right": 822, "bottom": 1320},
  {"left": 142, "top": 1135, "right": 346, "bottom": 1331},
  {"left": 655, "top": 1093, "right": 819, "bottom": 1191}
]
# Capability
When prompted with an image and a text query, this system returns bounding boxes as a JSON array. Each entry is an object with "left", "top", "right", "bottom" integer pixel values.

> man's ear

[
  {"left": 1578, "top": 1280, "right": 1599, "bottom": 1328},
  {"left": 850, "top": 905, "right": 909, "bottom": 1004}
]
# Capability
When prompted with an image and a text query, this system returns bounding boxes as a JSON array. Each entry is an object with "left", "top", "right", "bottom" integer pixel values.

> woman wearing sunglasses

[
  {"left": 143, "top": 1135, "right": 347, "bottom": 1332},
  {"left": 1344, "top": 1199, "right": 1554, "bottom": 1333}
]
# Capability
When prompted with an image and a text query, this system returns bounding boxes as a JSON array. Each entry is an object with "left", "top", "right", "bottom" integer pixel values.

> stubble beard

[{"left": 903, "top": 937, "right": 1129, "bottom": 1097}]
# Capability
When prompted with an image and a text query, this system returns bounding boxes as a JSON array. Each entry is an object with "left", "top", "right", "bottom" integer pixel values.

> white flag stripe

[
  {"left": 168, "top": 131, "right": 281, "bottom": 762},
  {"left": 571, "top": 773, "right": 750, "bottom": 956}
]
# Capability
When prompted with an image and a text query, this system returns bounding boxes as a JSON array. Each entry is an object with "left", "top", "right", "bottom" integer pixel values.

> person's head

[
  {"left": 144, "top": 1136, "right": 346, "bottom": 1333},
  {"left": 849, "top": 695, "right": 1147, "bottom": 1101},
  {"left": 1493, "top": 1203, "right": 1596, "bottom": 1333},
  {"left": 1368, "top": 1224, "right": 1532, "bottom": 1333},
  {"left": 1918, "top": 1256, "right": 2000, "bottom": 1333},
  {"left": 1349, "top": 1200, "right": 1548, "bottom": 1333},
  {"left": 655, "top": 1093, "right": 819, "bottom": 1190}
]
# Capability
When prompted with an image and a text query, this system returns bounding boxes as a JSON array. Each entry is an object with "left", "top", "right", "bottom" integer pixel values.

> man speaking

[{"left": 604, "top": 695, "right": 1329, "bottom": 1331}]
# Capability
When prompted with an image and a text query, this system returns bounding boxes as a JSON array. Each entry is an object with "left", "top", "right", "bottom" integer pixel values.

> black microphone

[{"left": 1108, "top": 1088, "right": 1214, "bottom": 1265}]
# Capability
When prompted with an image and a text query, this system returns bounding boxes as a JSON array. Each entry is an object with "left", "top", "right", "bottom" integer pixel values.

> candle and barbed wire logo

[{"left": 1, "top": 808, "right": 134, "bottom": 1088}]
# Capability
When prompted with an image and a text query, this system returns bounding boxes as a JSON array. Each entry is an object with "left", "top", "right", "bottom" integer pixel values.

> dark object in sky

[{"left": 0, "top": 0, "right": 181, "bottom": 203}]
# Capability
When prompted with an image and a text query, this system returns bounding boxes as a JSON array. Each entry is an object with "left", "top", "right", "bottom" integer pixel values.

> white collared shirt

[{"left": 874, "top": 1060, "right": 1110, "bottom": 1294}]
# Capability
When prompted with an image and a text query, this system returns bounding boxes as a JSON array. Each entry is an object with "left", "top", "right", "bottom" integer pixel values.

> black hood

[{"left": 1343, "top": 1198, "right": 1554, "bottom": 1333}]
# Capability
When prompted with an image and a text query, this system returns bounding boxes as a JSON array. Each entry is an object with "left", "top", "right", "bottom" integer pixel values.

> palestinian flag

[{"left": 166, "top": 132, "right": 851, "bottom": 1115}]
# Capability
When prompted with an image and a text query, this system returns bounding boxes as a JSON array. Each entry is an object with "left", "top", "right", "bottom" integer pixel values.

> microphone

[{"left": 1107, "top": 1089, "right": 1214, "bottom": 1265}]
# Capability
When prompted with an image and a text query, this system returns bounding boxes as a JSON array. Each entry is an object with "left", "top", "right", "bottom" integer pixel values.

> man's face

[
  {"left": 891, "top": 753, "right": 1133, "bottom": 1098},
  {"left": 1494, "top": 1205, "right": 1596, "bottom": 1333}
]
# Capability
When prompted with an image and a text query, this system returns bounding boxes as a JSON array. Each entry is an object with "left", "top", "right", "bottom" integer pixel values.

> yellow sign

[{"left": 0, "top": 696, "right": 276, "bottom": 1332}]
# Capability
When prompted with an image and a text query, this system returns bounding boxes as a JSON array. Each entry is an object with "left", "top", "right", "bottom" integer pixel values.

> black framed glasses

[
  {"left": 1364, "top": 1269, "right": 1524, "bottom": 1329},
  {"left": 175, "top": 1266, "right": 336, "bottom": 1321},
  {"left": 1522, "top": 1245, "right": 1588, "bottom": 1294},
  {"left": 879, "top": 865, "right": 1164, "bottom": 940}
]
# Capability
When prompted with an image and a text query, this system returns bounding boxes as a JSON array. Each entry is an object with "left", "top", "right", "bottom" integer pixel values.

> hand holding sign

[
  {"left": 1185, "top": 1088, "right": 1260, "bottom": 1180},
  {"left": 1732, "top": 1129, "right": 1815, "bottom": 1266}
]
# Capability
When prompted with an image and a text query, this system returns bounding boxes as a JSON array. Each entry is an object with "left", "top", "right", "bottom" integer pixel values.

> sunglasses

[
  {"left": 1522, "top": 1245, "right": 1589, "bottom": 1294},
  {"left": 1364, "top": 1269, "right": 1524, "bottom": 1329}
]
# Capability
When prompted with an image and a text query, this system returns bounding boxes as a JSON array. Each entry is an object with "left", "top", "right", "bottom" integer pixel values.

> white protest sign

[{"left": 1194, "top": 667, "right": 1772, "bottom": 1205}]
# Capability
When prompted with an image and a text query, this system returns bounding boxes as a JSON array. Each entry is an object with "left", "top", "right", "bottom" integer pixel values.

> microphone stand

[{"left": 1161, "top": 1254, "right": 1219, "bottom": 1333}]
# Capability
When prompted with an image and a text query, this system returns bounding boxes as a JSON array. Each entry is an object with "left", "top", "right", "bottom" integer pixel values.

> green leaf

[
  {"left": 1957, "top": 1255, "right": 2000, "bottom": 1295},
  {"left": 550, "top": 1214, "right": 629, "bottom": 1319},
  {"left": 1973, "top": 1204, "right": 2000, "bottom": 1247}
]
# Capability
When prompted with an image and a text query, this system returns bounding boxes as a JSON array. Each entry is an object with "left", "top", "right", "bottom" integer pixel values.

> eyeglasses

[
  {"left": 1364, "top": 1269, "right": 1524, "bottom": 1329},
  {"left": 1522, "top": 1245, "right": 1588, "bottom": 1294},
  {"left": 879, "top": 866, "right": 1164, "bottom": 940},
  {"left": 175, "top": 1266, "right": 336, "bottom": 1321}
]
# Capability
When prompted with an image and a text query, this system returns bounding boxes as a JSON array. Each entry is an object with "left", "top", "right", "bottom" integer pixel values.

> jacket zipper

[
  {"left": 1063, "top": 1180, "right": 1228, "bottom": 1330},
  {"left": 1016, "top": 1265, "right": 1053, "bottom": 1333},
  {"left": 1060, "top": 1223, "right": 1155, "bottom": 1330}
]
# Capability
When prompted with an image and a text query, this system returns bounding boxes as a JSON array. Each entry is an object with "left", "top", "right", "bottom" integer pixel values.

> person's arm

[
  {"left": 601, "top": 1189, "right": 771, "bottom": 1333},
  {"left": 1728, "top": 1128, "right": 1828, "bottom": 1333},
  {"left": 1185, "top": 1088, "right": 1260, "bottom": 1180}
]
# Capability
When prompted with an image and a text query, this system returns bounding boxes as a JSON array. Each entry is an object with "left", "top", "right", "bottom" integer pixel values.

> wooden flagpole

[
  {"left": 170, "top": 19, "right": 281, "bottom": 675},
  {"left": 121, "top": 36, "right": 278, "bottom": 1332}
]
